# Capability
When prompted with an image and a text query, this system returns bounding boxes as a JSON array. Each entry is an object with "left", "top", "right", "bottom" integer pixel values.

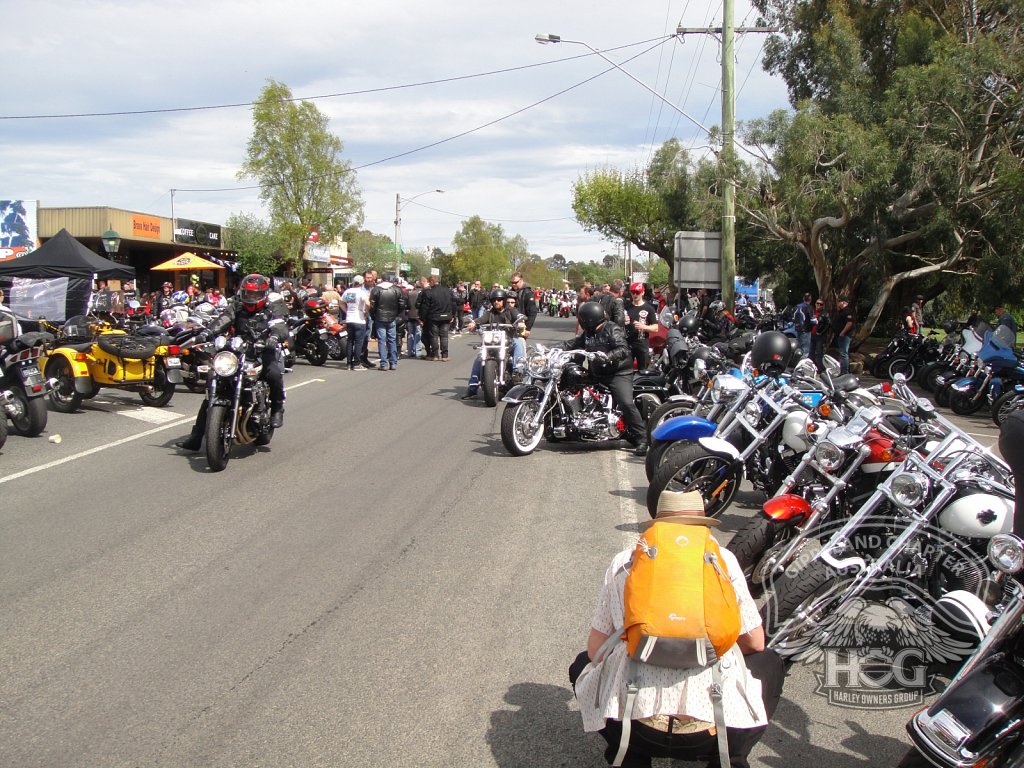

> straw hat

[{"left": 651, "top": 490, "right": 719, "bottom": 527}]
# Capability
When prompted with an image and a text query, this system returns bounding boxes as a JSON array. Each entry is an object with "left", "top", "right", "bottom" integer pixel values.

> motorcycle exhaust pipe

[{"left": 0, "top": 390, "right": 16, "bottom": 417}]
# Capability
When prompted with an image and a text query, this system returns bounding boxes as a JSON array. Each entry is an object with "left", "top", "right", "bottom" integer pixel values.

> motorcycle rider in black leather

[
  {"left": 562, "top": 301, "right": 648, "bottom": 456},
  {"left": 178, "top": 274, "right": 289, "bottom": 451}
]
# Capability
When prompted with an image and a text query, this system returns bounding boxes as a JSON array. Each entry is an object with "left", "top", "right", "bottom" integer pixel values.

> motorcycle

[
  {"left": 202, "top": 332, "right": 278, "bottom": 472},
  {"left": 475, "top": 322, "right": 523, "bottom": 407},
  {"left": 321, "top": 309, "right": 348, "bottom": 362},
  {"left": 0, "top": 311, "right": 49, "bottom": 438},
  {"left": 499, "top": 345, "right": 628, "bottom": 456},
  {"left": 947, "top": 325, "right": 1019, "bottom": 415},
  {"left": 761, "top": 406, "right": 1015, "bottom": 660},
  {"left": 900, "top": 534, "right": 1024, "bottom": 767},
  {"left": 291, "top": 298, "right": 331, "bottom": 366},
  {"left": 39, "top": 312, "right": 182, "bottom": 413}
]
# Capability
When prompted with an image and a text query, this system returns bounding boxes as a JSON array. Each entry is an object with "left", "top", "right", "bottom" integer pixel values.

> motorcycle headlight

[
  {"left": 482, "top": 331, "right": 496, "bottom": 344},
  {"left": 214, "top": 334, "right": 230, "bottom": 351},
  {"left": 527, "top": 354, "right": 550, "bottom": 377},
  {"left": 213, "top": 350, "right": 239, "bottom": 377},
  {"left": 988, "top": 534, "right": 1024, "bottom": 574},
  {"left": 813, "top": 441, "right": 845, "bottom": 473},
  {"left": 693, "top": 358, "right": 707, "bottom": 376},
  {"left": 891, "top": 472, "right": 930, "bottom": 509}
]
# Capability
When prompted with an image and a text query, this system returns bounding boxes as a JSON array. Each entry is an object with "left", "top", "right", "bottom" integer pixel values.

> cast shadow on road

[
  {"left": 754, "top": 698, "right": 911, "bottom": 767},
  {"left": 487, "top": 681, "right": 606, "bottom": 768},
  {"left": 162, "top": 438, "right": 272, "bottom": 473}
]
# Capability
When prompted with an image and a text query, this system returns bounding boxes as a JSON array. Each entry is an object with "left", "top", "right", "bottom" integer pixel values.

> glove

[
  {"left": 266, "top": 336, "right": 280, "bottom": 349},
  {"left": 593, "top": 350, "right": 609, "bottom": 361}
]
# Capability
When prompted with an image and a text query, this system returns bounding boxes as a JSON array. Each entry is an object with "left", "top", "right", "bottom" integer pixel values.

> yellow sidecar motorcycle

[{"left": 40, "top": 315, "right": 182, "bottom": 413}]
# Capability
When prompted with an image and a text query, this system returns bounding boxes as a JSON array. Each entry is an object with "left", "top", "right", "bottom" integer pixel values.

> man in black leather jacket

[
  {"left": 369, "top": 274, "right": 406, "bottom": 371},
  {"left": 178, "top": 274, "right": 289, "bottom": 451},
  {"left": 562, "top": 301, "right": 648, "bottom": 455}
]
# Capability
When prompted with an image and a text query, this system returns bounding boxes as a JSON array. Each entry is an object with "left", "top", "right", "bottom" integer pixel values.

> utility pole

[{"left": 678, "top": 13, "right": 774, "bottom": 309}]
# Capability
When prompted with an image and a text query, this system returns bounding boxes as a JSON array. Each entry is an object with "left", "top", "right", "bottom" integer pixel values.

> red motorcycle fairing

[
  {"left": 861, "top": 428, "right": 906, "bottom": 474},
  {"left": 761, "top": 493, "right": 812, "bottom": 523}
]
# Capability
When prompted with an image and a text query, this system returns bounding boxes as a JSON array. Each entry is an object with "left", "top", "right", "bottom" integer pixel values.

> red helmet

[
  {"left": 239, "top": 274, "right": 270, "bottom": 311},
  {"left": 304, "top": 297, "right": 327, "bottom": 318}
]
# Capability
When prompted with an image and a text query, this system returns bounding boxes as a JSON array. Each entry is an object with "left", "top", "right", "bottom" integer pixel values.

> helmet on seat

[
  {"left": 171, "top": 290, "right": 189, "bottom": 305},
  {"left": 239, "top": 274, "right": 271, "bottom": 311},
  {"left": 490, "top": 288, "right": 508, "bottom": 302},
  {"left": 304, "top": 297, "right": 328, "bottom": 318},
  {"left": 577, "top": 301, "right": 606, "bottom": 332},
  {"left": 676, "top": 315, "right": 700, "bottom": 335},
  {"left": 750, "top": 330, "right": 793, "bottom": 375}
]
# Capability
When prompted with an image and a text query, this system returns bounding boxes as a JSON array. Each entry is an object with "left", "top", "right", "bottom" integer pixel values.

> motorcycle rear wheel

[
  {"left": 139, "top": 365, "right": 175, "bottom": 407},
  {"left": 325, "top": 335, "right": 345, "bottom": 361},
  {"left": 304, "top": 340, "right": 328, "bottom": 366},
  {"left": 46, "top": 357, "right": 82, "bottom": 413},
  {"left": 727, "top": 515, "right": 776, "bottom": 578},
  {"left": 482, "top": 359, "right": 499, "bottom": 407},
  {"left": 992, "top": 390, "right": 1024, "bottom": 427},
  {"left": 644, "top": 398, "right": 698, "bottom": 443},
  {"left": 935, "top": 381, "right": 953, "bottom": 408},
  {"left": 646, "top": 443, "right": 741, "bottom": 519},
  {"left": 0, "top": 412, "right": 7, "bottom": 449},
  {"left": 634, "top": 392, "right": 661, "bottom": 424},
  {"left": 205, "top": 403, "right": 233, "bottom": 472},
  {"left": 887, "top": 356, "right": 917, "bottom": 382},
  {"left": 500, "top": 401, "right": 543, "bottom": 456},
  {"left": 917, "top": 362, "right": 945, "bottom": 392},
  {"left": 8, "top": 387, "right": 47, "bottom": 436}
]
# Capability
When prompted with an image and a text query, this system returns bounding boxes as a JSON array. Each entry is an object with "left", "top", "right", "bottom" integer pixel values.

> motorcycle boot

[
  {"left": 178, "top": 400, "right": 208, "bottom": 451},
  {"left": 271, "top": 408, "right": 284, "bottom": 429}
]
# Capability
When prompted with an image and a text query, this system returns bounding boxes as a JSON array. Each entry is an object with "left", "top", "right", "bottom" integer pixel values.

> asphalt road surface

[{"left": 0, "top": 314, "right": 1002, "bottom": 767}]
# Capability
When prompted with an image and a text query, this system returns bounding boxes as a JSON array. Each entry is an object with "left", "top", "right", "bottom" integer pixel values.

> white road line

[
  {"left": 613, "top": 452, "right": 641, "bottom": 549},
  {"left": 0, "top": 377, "right": 324, "bottom": 486},
  {"left": 119, "top": 407, "right": 184, "bottom": 424}
]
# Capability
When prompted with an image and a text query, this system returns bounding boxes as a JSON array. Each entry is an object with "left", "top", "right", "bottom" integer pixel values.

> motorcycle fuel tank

[{"left": 939, "top": 493, "right": 1014, "bottom": 539}]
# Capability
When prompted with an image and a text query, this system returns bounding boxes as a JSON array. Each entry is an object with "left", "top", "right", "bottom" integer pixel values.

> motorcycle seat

[{"left": 832, "top": 373, "right": 861, "bottom": 392}]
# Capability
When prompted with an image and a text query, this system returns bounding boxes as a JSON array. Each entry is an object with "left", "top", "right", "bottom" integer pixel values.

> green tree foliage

[
  {"left": 343, "top": 227, "right": 398, "bottom": 275},
  {"left": 448, "top": 216, "right": 520, "bottom": 285},
  {"left": 239, "top": 79, "right": 364, "bottom": 272},
  {"left": 746, "top": 0, "right": 1024, "bottom": 339},
  {"left": 224, "top": 213, "right": 284, "bottom": 276}
]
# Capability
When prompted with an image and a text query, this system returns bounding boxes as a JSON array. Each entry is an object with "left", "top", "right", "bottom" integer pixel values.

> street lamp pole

[{"left": 394, "top": 188, "right": 444, "bottom": 257}]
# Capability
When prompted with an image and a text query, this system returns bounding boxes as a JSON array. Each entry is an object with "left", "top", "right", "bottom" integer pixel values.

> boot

[
  {"left": 634, "top": 438, "right": 649, "bottom": 457},
  {"left": 271, "top": 408, "right": 284, "bottom": 429},
  {"left": 178, "top": 427, "right": 203, "bottom": 451}
]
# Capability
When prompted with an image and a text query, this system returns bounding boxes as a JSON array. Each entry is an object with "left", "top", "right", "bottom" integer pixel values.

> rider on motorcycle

[
  {"left": 178, "top": 274, "right": 289, "bottom": 451},
  {"left": 461, "top": 289, "right": 527, "bottom": 400},
  {"left": 562, "top": 301, "right": 648, "bottom": 456}
]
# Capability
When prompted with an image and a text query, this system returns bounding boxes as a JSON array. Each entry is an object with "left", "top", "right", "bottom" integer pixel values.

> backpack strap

[
  {"left": 612, "top": 659, "right": 640, "bottom": 767},
  {"left": 710, "top": 662, "right": 731, "bottom": 768}
]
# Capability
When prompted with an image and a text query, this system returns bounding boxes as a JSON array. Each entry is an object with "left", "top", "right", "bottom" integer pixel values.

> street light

[
  {"left": 394, "top": 189, "right": 444, "bottom": 258},
  {"left": 101, "top": 229, "right": 121, "bottom": 260}
]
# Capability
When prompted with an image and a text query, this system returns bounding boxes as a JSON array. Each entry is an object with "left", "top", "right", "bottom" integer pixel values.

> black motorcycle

[
  {"left": 291, "top": 299, "right": 330, "bottom": 366},
  {"left": 0, "top": 311, "right": 49, "bottom": 438},
  {"left": 203, "top": 333, "right": 277, "bottom": 472},
  {"left": 500, "top": 345, "right": 628, "bottom": 456}
]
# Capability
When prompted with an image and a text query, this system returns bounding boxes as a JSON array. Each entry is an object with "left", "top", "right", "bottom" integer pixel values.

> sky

[{"left": 3, "top": 0, "right": 791, "bottom": 265}]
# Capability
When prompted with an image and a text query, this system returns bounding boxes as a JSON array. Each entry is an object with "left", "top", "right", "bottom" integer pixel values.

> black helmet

[
  {"left": 490, "top": 288, "right": 508, "bottom": 302},
  {"left": 787, "top": 336, "right": 804, "bottom": 364},
  {"left": 676, "top": 315, "right": 700, "bottom": 335},
  {"left": 577, "top": 301, "right": 606, "bottom": 332},
  {"left": 750, "top": 330, "right": 793, "bottom": 374}
]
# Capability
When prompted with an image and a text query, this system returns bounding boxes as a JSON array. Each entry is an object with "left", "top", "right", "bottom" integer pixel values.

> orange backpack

[{"left": 622, "top": 522, "right": 741, "bottom": 667}]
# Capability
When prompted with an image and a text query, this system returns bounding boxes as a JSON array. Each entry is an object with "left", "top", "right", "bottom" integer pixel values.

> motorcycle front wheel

[
  {"left": 727, "top": 515, "right": 777, "bottom": 578},
  {"left": 139, "top": 364, "right": 175, "bottom": 407},
  {"left": 917, "top": 362, "right": 945, "bottom": 392},
  {"left": 950, "top": 389, "right": 985, "bottom": 415},
  {"left": 500, "top": 401, "right": 544, "bottom": 456},
  {"left": 888, "top": 356, "right": 917, "bottom": 382},
  {"left": 644, "top": 398, "right": 698, "bottom": 443},
  {"left": 992, "top": 390, "right": 1024, "bottom": 426},
  {"left": 0, "top": 412, "right": 7, "bottom": 449},
  {"left": 482, "top": 359, "right": 499, "bottom": 407},
  {"left": 205, "top": 403, "right": 233, "bottom": 472},
  {"left": 646, "top": 443, "right": 741, "bottom": 519},
  {"left": 8, "top": 387, "right": 47, "bottom": 436},
  {"left": 760, "top": 557, "right": 837, "bottom": 647}
]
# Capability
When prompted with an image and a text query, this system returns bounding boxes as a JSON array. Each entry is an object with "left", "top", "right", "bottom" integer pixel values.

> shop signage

[
  {"left": 173, "top": 218, "right": 221, "bottom": 247},
  {"left": 132, "top": 214, "right": 162, "bottom": 240}
]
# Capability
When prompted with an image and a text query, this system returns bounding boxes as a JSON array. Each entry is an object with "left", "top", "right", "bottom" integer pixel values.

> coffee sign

[{"left": 174, "top": 218, "right": 221, "bottom": 247}]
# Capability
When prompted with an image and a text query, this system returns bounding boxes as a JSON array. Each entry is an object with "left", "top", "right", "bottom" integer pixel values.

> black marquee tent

[
  {"left": 0, "top": 229, "right": 135, "bottom": 322},
  {"left": 0, "top": 228, "right": 135, "bottom": 280}
]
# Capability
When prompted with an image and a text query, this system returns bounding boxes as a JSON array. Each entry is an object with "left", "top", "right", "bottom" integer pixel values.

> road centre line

[{"left": 0, "top": 378, "right": 323, "bottom": 486}]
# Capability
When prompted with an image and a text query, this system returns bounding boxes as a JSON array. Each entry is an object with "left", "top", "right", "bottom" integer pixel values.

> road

[{"left": 0, "top": 314, "right": 1002, "bottom": 767}]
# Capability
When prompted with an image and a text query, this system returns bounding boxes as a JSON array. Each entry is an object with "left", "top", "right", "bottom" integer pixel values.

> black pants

[
  {"left": 600, "top": 372, "right": 645, "bottom": 444},
  {"left": 425, "top": 318, "right": 449, "bottom": 358},
  {"left": 629, "top": 338, "right": 649, "bottom": 371},
  {"left": 568, "top": 649, "right": 784, "bottom": 768},
  {"left": 189, "top": 348, "right": 284, "bottom": 434},
  {"left": 999, "top": 409, "right": 1024, "bottom": 534}
]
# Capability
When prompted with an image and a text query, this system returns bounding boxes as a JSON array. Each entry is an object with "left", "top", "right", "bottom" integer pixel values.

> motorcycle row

[
  {"left": 494, "top": 309, "right": 1024, "bottom": 766},
  {"left": 0, "top": 291, "right": 345, "bottom": 471}
]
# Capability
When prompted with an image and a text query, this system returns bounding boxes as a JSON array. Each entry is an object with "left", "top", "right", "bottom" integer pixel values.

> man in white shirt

[
  {"left": 569, "top": 491, "right": 784, "bottom": 768},
  {"left": 340, "top": 275, "right": 371, "bottom": 370}
]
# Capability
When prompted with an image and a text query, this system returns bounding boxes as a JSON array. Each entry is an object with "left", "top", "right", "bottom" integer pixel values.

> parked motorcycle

[
  {"left": 899, "top": 534, "right": 1024, "bottom": 767},
  {"left": 761, "top": 409, "right": 1015, "bottom": 660},
  {"left": 291, "top": 298, "right": 331, "bottom": 366},
  {"left": 0, "top": 311, "right": 49, "bottom": 437},
  {"left": 499, "top": 345, "right": 628, "bottom": 456},
  {"left": 947, "top": 325, "right": 1019, "bottom": 415},
  {"left": 202, "top": 332, "right": 278, "bottom": 472}
]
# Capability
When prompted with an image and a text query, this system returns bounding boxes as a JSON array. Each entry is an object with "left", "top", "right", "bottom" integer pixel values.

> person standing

[
  {"left": 794, "top": 292, "right": 813, "bottom": 356},
  {"left": 594, "top": 279, "right": 627, "bottom": 328},
  {"left": 995, "top": 304, "right": 1018, "bottom": 339},
  {"left": 834, "top": 296, "right": 855, "bottom": 374},
  {"left": 468, "top": 279, "right": 485, "bottom": 320},
  {"left": 509, "top": 272, "right": 539, "bottom": 334},
  {"left": 911, "top": 294, "right": 925, "bottom": 330},
  {"left": 405, "top": 278, "right": 424, "bottom": 358},
  {"left": 809, "top": 298, "right": 830, "bottom": 372},
  {"left": 369, "top": 273, "right": 405, "bottom": 371},
  {"left": 340, "top": 275, "right": 371, "bottom": 371},
  {"left": 625, "top": 282, "right": 658, "bottom": 370},
  {"left": 418, "top": 275, "right": 454, "bottom": 361},
  {"left": 360, "top": 270, "right": 377, "bottom": 367},
  {"left": 452, "top": 282, "right": 469, "bottom": 334}
]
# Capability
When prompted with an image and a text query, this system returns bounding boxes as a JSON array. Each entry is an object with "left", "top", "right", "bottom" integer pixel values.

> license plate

[{"left": 165, "top": 357, "right": 181, "bottom": 368}]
